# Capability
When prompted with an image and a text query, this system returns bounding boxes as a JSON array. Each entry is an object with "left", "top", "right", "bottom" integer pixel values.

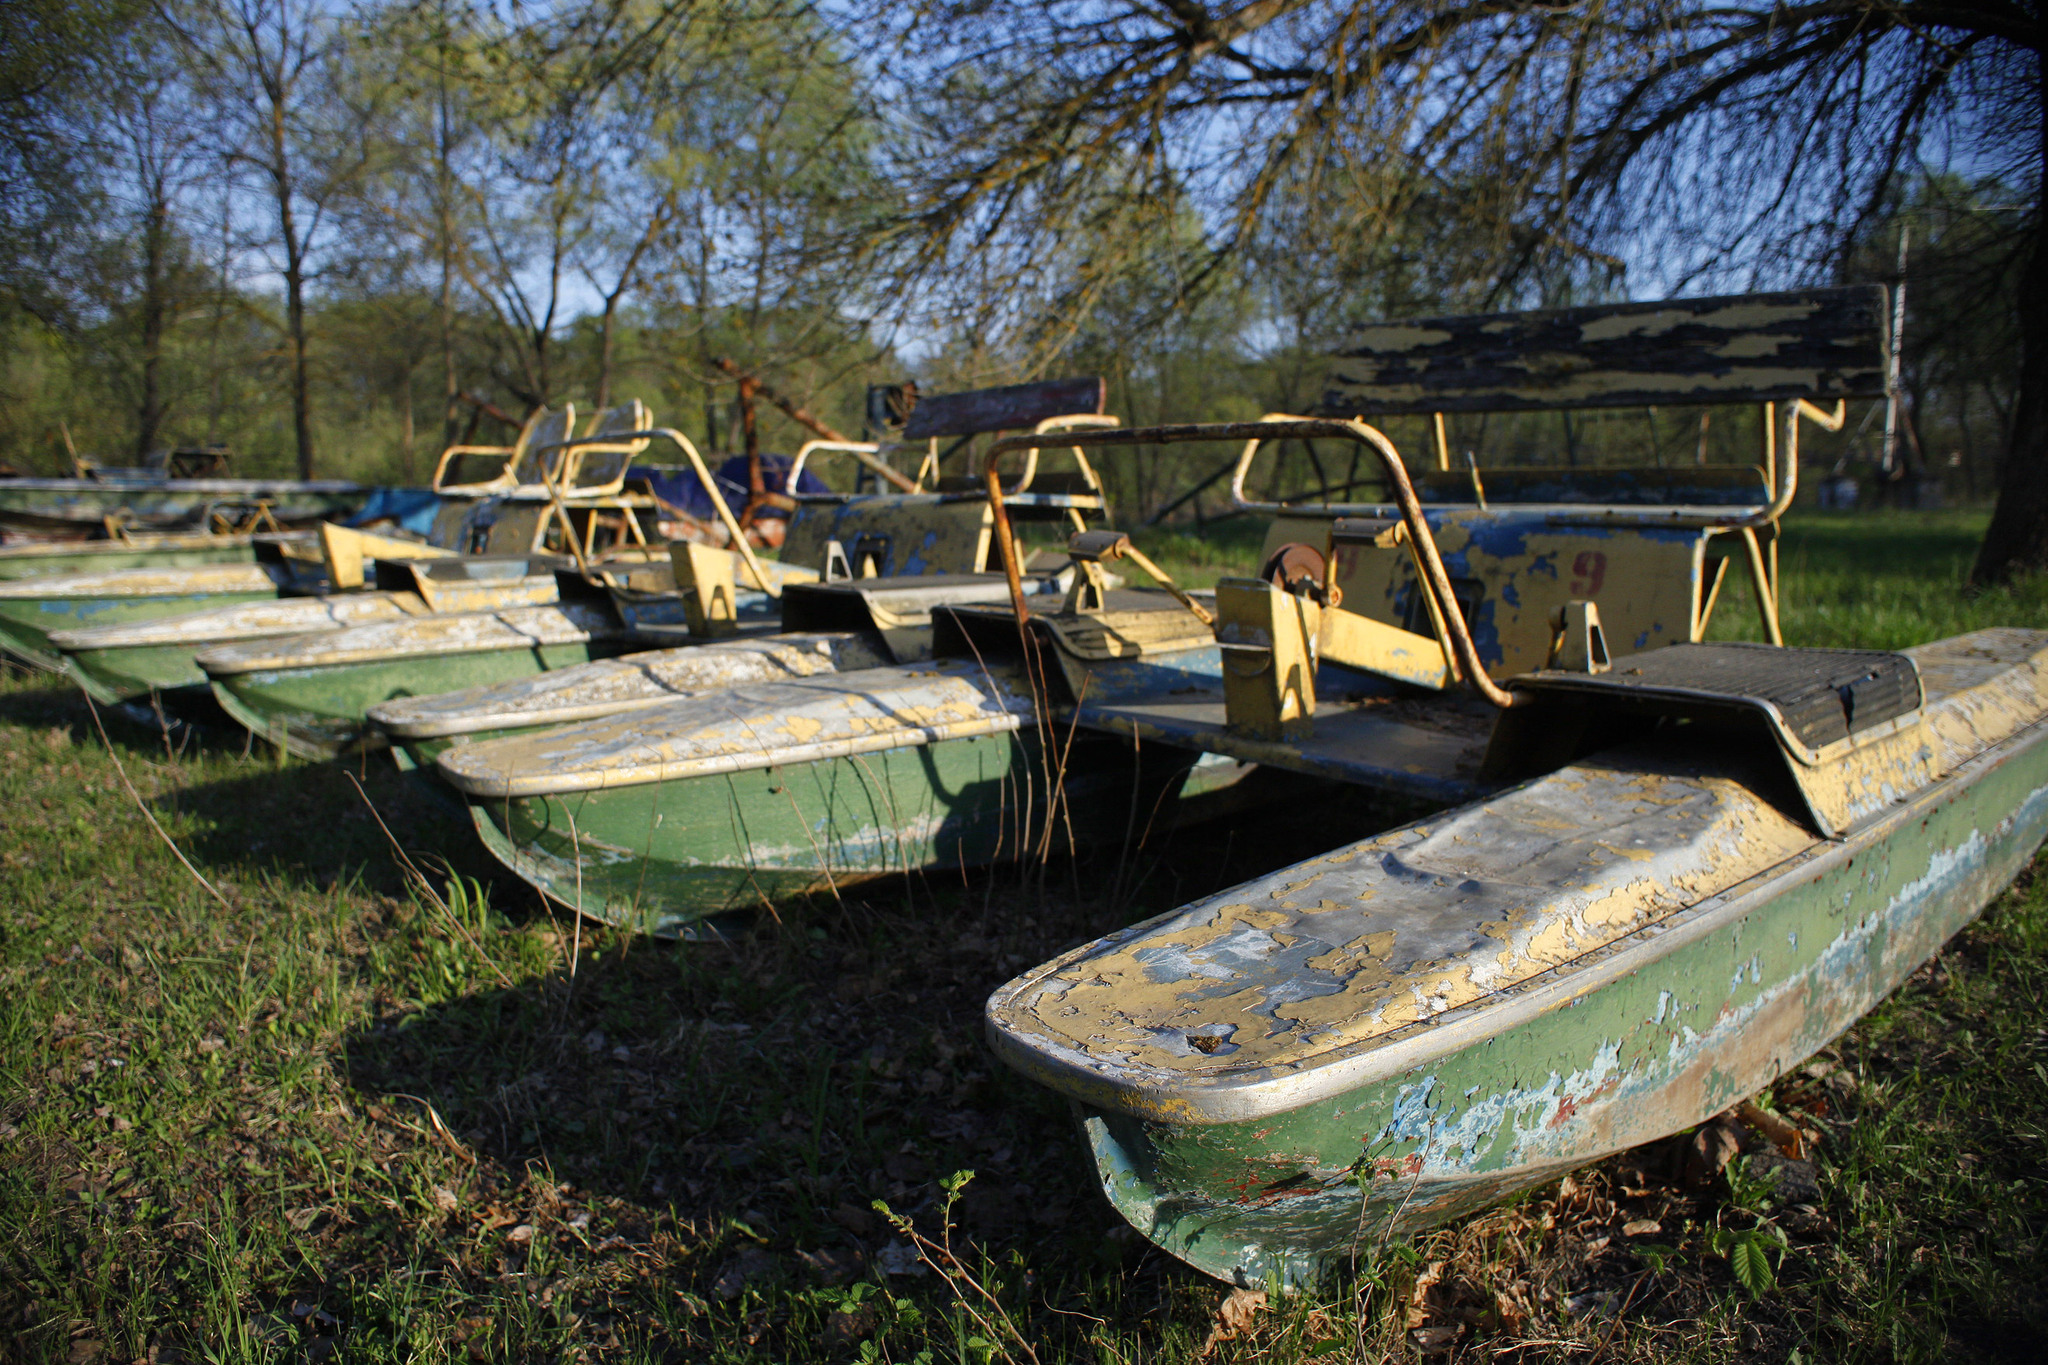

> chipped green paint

[
  {"left": 210, "top": 640, "right": 621, "bottom": 759},
  {"left": 987, "top": 630, "right": 2048, "bottom": 1288},
  {"left": 441, "top": 598, "right": 1230, "bottom": 934},
  {"left": 0, "top": 534, "right": 260, "bottom": 582},
  {"left": 199, "top": 603, "right": 654, "bottom": 760},
  {"left": 0, "top": 477, "right": 366, "bottom": 533},
  {"left": 0, "top": 564, "right": 285, "bottom": 671},
  {"left": 469, "top": 729, "right": 1139, "bottom": 936}
]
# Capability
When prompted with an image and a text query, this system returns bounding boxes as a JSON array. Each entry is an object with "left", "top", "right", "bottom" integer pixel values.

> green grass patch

[{"left": 0, "top": 510, "right": 2044, "bottom": 1362}]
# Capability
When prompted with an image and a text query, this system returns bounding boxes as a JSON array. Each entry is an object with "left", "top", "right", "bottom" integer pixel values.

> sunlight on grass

[{"left": 1, "top": 509, "right": 2044, "bottom": 1361}]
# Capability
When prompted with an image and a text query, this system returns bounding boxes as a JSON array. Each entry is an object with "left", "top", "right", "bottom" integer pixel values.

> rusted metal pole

[
  {"left": 711, "top": 357, "right": 852, "bottom": 443},
  {"left": 739, "top": 377, "right": 763, "bottom": 530}
]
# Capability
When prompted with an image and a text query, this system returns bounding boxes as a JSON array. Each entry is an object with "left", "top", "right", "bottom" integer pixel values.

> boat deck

[
  {"left": 989, "top": 629, "right": 2048, "bottom": 1125},
  {"left": 1080, "top": 686, "right": 1495, "bottom": 806}
]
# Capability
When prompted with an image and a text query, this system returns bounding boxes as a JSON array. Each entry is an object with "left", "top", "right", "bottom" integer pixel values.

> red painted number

[{"left": 1569, "top": 550, "right": 1607, "bottom": 598}]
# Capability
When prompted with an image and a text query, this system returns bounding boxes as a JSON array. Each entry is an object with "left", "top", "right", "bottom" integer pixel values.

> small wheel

[{"left": 1259, "top": 542, "right": 1328, "bottom": 600}]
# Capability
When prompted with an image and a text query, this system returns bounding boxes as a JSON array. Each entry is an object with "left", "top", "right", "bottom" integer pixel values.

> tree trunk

[
  {"left": 282, "top": 213, "right": 315, "bottom": 480},
  {"left": 739, "top": 376, "right": 762, "bottom": 528},
  {"left": 596, "top": 297, "right": 617, "bottom": 411},
  {"left": 438, "top": 67, "right": 459, "bottom": 445},
  {"left": 1973, "top": 54, "right": 2048, "bottom": 583},
  {"left": 398, "top": 362, "right": 416, "bottom": 481},
  {"left": 270, "top": 91, "right": 314, "bottom": 480},
  {"left": 136, "top": 195, "right": 170, "bottom": 461}
]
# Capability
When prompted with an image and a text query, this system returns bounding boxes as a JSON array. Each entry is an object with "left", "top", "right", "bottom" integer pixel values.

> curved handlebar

[
  {"left": 786, "top": 439, "right": 919, "bottom": 496},
  {"left": 535, "top": 428, "right": 775, "bottom": 597},
  {"left": 982, "top": 417, "right": 1525, "bottom": 709}
]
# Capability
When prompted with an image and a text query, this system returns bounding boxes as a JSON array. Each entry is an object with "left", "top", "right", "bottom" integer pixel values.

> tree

[
  {"left": 865, "top": 2, "right": 2041, "bottom": 578},
  {"left": 176, "top": 0, "right": 370, "bottom": 479},
  {"left": 0, "top": 0, "right": 146, "bottom": 326},
  {"left": 98, "top": 17, "right": 214, "bottom": 458}
]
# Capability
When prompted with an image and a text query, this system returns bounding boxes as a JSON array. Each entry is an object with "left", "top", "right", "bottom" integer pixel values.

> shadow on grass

[
  {"left": 337, "top": 783, "right": 1429, "bottom": 1256},
  {"left": 167, "top": 757, "right": 532, "bottom": 905},
  {"left": 0, "top": 671, "right": 534, "bottom": 907}
]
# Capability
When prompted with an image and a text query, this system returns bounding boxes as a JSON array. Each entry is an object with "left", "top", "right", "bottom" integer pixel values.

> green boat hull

[
  {"left": 211, "top": 641, "right": 619, "bottom": 760},
  {"left": 64, "top": 639, "right": 217, "bottom": 706},
  {"left": 0, "top": 591, "right": 277, "bottom": 672},
  {"left": 0, "top": 478, "right": 365, "bottom": 533},
  {"left": 466, "top": 731, "right": 1205, "bottom": 938},
  {"left": 0, "top": 540, "right": 257, "bottom": 582},
  {"left": 1062, "top": 720, "right": 2048, "bottom": 1289}
]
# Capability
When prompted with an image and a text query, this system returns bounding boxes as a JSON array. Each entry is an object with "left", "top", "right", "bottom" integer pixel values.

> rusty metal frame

[
  {"left": 432, "top": 407, "right": 559, "bottom": 496},
  {"left": 919, "top": 412, "right": 1119, "bottom": 496},
  {"left": 983, "top": 417, "right": 1525, "bottom": 710},
  {"left": 1231, "top": 399, "right": 1847, "bottom": 648}
]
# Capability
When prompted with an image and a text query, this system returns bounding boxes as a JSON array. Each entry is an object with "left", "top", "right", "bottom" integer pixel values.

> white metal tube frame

[
  {"left": 534, "top": 428, "right": 776, "bottom": 597},
  {"left": 785, "top": 440, "right": 920, "bottom": 499}
]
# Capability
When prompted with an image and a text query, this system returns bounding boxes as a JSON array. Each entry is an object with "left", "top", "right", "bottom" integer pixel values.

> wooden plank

[
  {"left": 1319, "top": 286, "right": 1888, "bottom": 416},
  {"left": 902, "top": 377, "right": 1106, "bottom": 439}
]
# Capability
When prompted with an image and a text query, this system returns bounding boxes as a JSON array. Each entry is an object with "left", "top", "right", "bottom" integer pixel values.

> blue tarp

[
  {"left": 343, "top": 487, "right": 442, "bottom": 537},
  {"left": 629, "top": 454, "right": 829, "bottom": 522}
]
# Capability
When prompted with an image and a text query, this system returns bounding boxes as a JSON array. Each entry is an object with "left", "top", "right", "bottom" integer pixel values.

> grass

[{"left": 1, "top": 508, "right": 2045, "bottom": 1362}]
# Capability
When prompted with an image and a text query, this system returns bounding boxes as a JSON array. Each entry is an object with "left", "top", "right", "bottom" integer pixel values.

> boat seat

[{"left": 1512, "top": 642, "right": 1923, "bottom": 753}]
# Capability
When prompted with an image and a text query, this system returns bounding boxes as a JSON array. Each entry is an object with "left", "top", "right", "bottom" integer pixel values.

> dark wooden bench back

[
  {"left": 1318, "top": 286, "right": 1888, "bottom": 417},
  {"left": 868, "top": 377, "right": 1107, "bottom": 440}
]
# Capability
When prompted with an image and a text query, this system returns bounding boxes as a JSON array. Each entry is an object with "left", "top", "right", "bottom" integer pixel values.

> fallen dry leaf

[{"left": 1199, "top": 1286, "right": 1268, "bottom": 1356}]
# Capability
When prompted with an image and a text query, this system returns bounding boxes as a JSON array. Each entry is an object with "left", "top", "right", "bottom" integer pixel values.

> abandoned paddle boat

[
  {"left": 434, "top": 583, "right": 1231, "bottom": 938},
  {"left": 986, "top": 625, "right": 2048, "bottom": 1288},
  {"left": 0, "top": 530, "right": 269, "bottom": 582},
  {"left": 365, "top": 568, "right": 1085, "bottom": 772},
  {"left": 49, "top": 551, "right": 571, "bottom": 707},
  {"left": 0, "top": 457, "right": 366, "bottom": 535},
  {"left": 971, "top": 288, "right": 2048, "bottom": 1287},
  {"left": 193, "top": 557, "right": 729, "bottom": 759},
  {"left": 370, "top": 631, "right": 895, "bottom": 772},
  {"left": 357, "top": 376, "right": 1130, "bottom": 771},
  {"left": 0, "top": 534, "right": 332, "bottom": 672},
  {"left": 431, "top": 277, "right": 1875, "bottom": 940},
  {"left": 0, "top": 402, "right": 664, "bottom": 673}
]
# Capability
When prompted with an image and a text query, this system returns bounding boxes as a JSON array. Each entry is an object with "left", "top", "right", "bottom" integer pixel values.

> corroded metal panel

[
  {"left": 902, "top": 378, "right": 1106, "bottom": 439},
  {"left": 782, "top": 497, "right": 996, "bottom": 578},
  {"left": 1319, "top": 287, "right": 1887, "bottom": 416},
  {"left": 1260, "top": 509, "right": 1707, "bottom": 677}
]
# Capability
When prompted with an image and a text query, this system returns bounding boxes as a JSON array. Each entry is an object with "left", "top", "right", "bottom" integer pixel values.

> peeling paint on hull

[
  {"left": 0, "top": 537, "right": 258, "bottom": 582},
  {"left": 0, "top": 587, "right": 281, "bottom": 671},
  {"left": 210, "top": 641, "right": 617, "bottom": 760},
  {"left": 1057, "top": 719, "right": 2048, "bottom": 1288},
  {"left": 0, "top": 479, "right": 365, "bottom": 533},
  {"left": 465, "top": 730, "right": 1201, "bottom": 937}
]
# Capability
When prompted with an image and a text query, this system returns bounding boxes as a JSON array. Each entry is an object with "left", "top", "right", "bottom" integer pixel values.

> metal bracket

[
  {"left": 1216, "top": 578, "right": 1318, "bottom": 741},
  {"left": 673, "top": 541, "right": 739, "bottom": 637},
  {"left": 1062, "top": 558, "right": 1112, "bottom": 614},
  {"left": 1548, "top": 600, "right": 1610, "bottom": 674}
]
